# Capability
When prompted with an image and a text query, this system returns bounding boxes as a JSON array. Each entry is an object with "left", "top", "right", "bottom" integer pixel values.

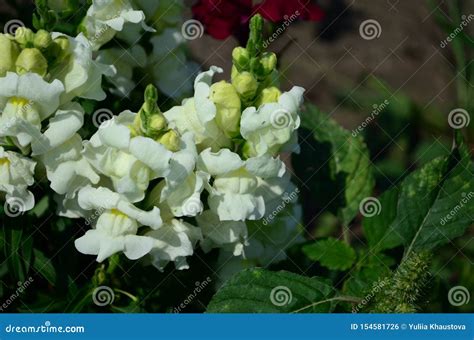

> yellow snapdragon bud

[
  {"left": 210, "top": 81, "right": 241, "bottom": 138},
  {"left": 15, "top": 48, "right": 48, "bottom": 76},
  {"left": 34, "top": 30, "right": 52, "bottom": 50},
  {"left": 148, "top": 114, "right": 167, "bottom": 135},
  {"left": 255, "top": 86, "right": 281, "bottom": 107},
  {"left": 259, "top": 52, "right": 277, "bottom": 76},
  {"left": 231, "top": 68, "right": 258, "bottom": 103},
  {"left": 0, "top": 34, "right": 20, "bottom": 76},
  {"left": 232, "top": 47, "right": 250, "bottom": 71},
  {"left": 14, "top": 27, "right": 35, "bottom": 47},
  {"left": 157, "top": 129, "right": 180, "bottom": 152}
]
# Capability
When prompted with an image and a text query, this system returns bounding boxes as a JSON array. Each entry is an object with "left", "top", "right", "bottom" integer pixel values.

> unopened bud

[
  {"left": 0, "top": 34, "right": 19, "bottom": 76},
  {"left": 15, "top": 48, "right": 48, "bottom": 76},
  {"left": 14, "top": 27, "right": 35, "bottom": 47},
  {"left": 232, "top": 47, "right": 250, "bottom": 71},
  {"left": 210, "top": 81, "right": 241, "bottom": 137},
  {"left": 231, "top": 70, "right": 258, "bottom": 103},
  {"left": 157, "top": 129, "right": 180, "bottom": 152},
  {"left": 34, "top": 30, "right": 52, "bottom": 50},
  {"left": 255, "top": 86, "right": 281, "bottom": 106}
]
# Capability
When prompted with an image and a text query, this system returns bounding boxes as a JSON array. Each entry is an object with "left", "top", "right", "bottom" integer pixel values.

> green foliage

[
  {"left": 303, "top": 237, "right": 356, "bottom": 271},
  {"left": 207, "top": 268, "right": 336, "bottom": 313},
  {"left": 363, "top": 138, "right": 474, "bottom": 255},
  {"left": 295, "top": 104, "right": 375, "bottom": 226}
]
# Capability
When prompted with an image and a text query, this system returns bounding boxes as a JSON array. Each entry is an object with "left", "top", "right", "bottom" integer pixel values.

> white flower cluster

[
  {"left": 95, "top": 0, "right": 200, "bottom": 100},
  {"left": 0, "top": 6, "right": 304, "bottom": 272}
]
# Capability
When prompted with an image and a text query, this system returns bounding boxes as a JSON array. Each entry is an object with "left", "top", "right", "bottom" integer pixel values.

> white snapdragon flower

[
  {"left": 81, "top": 0, "right": 148, "bottom": 51},
  {"left": 0, "top": 72, "right": 63, "bottom": 148},
  {"left": 240, "top": 86, "right": 304, "bottom": 157},
  {"left": 145, "top": 132, "right": 209, "bottom": 218},
  {"left": 197, "top": 148, "right": 287, "bottom": 222},
  {"left": 197, "top": 210, "right": 248, "bottom": 256},
  {"left": 83, "top": 110, "right": 173, "bottom": 202},
  {"left": 74, "top": 186, "right": 162, "bottom": 262},
  {"left": 164, "top": 67, "right": 231, "bottom": 151},
  {"left": 0, "top": 147, "right": 36, "bottom": 211},
  {"left": 50, "top": 33, "right": 116, "bottom": 103},
  {"left": 146, "top": 218, "right": 202, "bottom": 271}
]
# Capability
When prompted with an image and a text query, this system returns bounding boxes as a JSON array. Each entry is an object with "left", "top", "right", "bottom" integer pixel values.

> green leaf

[
  {"left": 5, "top": 226, "right": 26, "bottom": 282},
  {"left": 207, "top": 268, "right": 336, "bottom": 313},
  {"left": 343, "top": 254, "right": 395, "bottom": 298},
  {"left": 362, "top": 186, "right": 399, "bottom": 251},
  {"left": 370, "top": 140, "right": 474, "bottom": 255},
  {"left": 302, "top": 237, "right": 356, "bottom": 270},
  {"left": 32, "top": 249, "right": 57, "bottom": 286},
  {"left": 295, "top": 104, "right": 374, "bottom": 225}
]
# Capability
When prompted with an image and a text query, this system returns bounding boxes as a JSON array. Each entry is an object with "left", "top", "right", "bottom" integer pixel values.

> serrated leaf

[
  {"left": 295, "top": 105, "right": 374, "bottom": 225},
  {"left": 207, "top": 268, "right": 335, "bottom": 313},
  {"left": 369, "top": 140, "right": 474, "bottom": 255},
  {"left": 302, "top": 237, "right": 356, "bottom": 270}
]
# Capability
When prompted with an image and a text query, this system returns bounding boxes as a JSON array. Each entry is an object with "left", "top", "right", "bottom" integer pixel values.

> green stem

[{"left": 291, "top": 296, "right": 361, "bottom": 313}]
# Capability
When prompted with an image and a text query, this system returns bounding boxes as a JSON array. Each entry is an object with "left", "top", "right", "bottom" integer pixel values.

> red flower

[
  {"left": 192, "top": 0, "right": 253, "bottom": 40},
  {"left": 255, "top": 0, "right": 324, "bottom": 22},
  {"left": 192, "top": 0, "right": 325, "bottom": 40}
]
